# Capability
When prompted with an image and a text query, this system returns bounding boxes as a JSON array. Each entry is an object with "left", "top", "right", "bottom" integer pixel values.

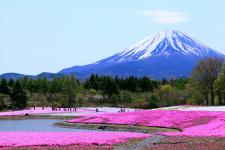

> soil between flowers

[{"left": 54, "top": 121, "right": 180, "bottom": 133}]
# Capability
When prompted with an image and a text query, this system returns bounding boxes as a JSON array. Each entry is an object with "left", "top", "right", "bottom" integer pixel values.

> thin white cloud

[{"left": 139, "top": 10, "right": 189, "bottom": 24}]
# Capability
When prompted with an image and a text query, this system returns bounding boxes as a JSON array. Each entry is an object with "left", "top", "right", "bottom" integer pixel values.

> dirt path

[
  {"left": 55, "top": 121, "right": 180, "bottom": 133},
  {"left": 114, "top": 134, "right": 165, "bottom": 150},
  {"left": 56, "top": 121, "right": 177, "bottom": 150}
]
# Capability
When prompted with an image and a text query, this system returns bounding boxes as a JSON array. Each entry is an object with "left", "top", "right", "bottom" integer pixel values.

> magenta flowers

[
  {"left": 0, "top": 132, "right": 150, "bottom": 147},
  {"left": 69, "top": 110, "right": 225, "bottom": 137}
]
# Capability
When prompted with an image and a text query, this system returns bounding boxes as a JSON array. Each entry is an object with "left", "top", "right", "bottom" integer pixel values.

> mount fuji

[
  {"left": 1, "top": 30, "right": 224, "bottom": 80},
  {"left": 59, "top": 30, "right": 224, "bottom": 79}
]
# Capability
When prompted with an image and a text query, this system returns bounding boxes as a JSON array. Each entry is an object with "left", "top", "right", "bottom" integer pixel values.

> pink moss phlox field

[
  {"left": 0, "top": 132, "right": 150, "bottom": 147},
  {"left": 0, "top": 107, "right": 94, "bottom": 116},
  {"left": 69, "top": 110, "right": 225, "bottom": 137}
]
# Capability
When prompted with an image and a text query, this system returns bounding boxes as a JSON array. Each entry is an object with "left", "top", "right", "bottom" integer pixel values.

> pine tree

[
  {"left": 0, "top": 79, "right": 10, "bottom": 94},
  {"left": 103, "top": 77, "right": 119, "bottom": 98},
  {"left": 12, "top": 81, "right": 28, "bottom": 109},
  {"left": 139, "top": 76, "right": 153, "bottom": 92},
  {"left": 62, "top": 76, "right": 79, "bottom": 107}
]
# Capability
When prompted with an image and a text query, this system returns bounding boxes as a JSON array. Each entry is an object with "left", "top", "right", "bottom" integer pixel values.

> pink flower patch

[
  {"left": 69, "top": 110, "right": 225, "bottom": 137},
  {"left": 0, "top": 132, "right": 150, "bottom": 147}
]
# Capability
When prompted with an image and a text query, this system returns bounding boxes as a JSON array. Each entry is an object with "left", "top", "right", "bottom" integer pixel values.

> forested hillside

[{"left": 0, "top": 58, "right": 225, "bottom": 111}]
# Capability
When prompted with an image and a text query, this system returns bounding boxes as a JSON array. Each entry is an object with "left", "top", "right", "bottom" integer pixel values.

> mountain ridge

[
  {"left": 1, "top": 30, "right": 225, "bottom": 80},
  {"left": 59, "top": 30, "right": 224, "bottom": 78}
]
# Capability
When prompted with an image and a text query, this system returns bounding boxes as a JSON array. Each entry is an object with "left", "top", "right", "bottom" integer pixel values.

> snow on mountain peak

[
  {"left": 58, "top": 30, "right": 224, "bottom": 78},
  {"left": 125, "top": 30, "right": 177, "bottom": 58},
  {"left": 96, "top": 30, "right": 222, "bottom": 64}
]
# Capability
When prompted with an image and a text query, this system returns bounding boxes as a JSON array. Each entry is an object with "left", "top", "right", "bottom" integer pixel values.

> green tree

[
  {"left": 174, "top": 78, "right": 188, "bottom": 90},
  {"left": 39, "top": 78, "right": 49, "bottom": 93},
  {"left": 49, "top": 77, "right": 62, "bottom": 93},
  {"left": 89, "top": 89, "right": 97, "bottom": 95},
  {"left": 0, "top": 79, "right": 10, "bottom": 94},
  {"left": 161, "top": 85, "right": 172, "bottom": 106},
  {"left": 62, "top": 76, "right": 79, "bottom": 107},
  {"left": 85, "top": 74, "right": 100, "bottom": 90},
  {"left": 11, "top": 81, "right": 28, "bottom": 109},
  {"left": 27, "top": 79, "right": 36, "bottom": 94},
  {"left": 120, "top": 91, "right": 133, "bottom": 104},
  {"left": 214, "top": 63, "right": 225, "bottom": 105},
  {"left": 126, "top": 76, "right": 138, "bottom": 92},
  {"left": 110, "top": 94, "right": 119, "bottom": 107},
  {"left": 28, "top": 93, "right": 48, "bottom": 107},
  {"left": 139, "top": 76, "right": 153, "bottom": 92},
  {"left": 148, "top": 95, "right": 159, "bottom": 109},
  {"left": 0, "top": 93, "right": 12, "bottom": 110},
  {"left": 102, "top": 77, "right": 119, "bottom": 98},
  {"left": 191, "top": 57, "right": 223, "bottom": 105}
]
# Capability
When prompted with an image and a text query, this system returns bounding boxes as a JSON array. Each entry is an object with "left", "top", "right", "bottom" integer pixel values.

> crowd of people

[{"left": 25, "top": 106, "right": 131, "bottom": 113}]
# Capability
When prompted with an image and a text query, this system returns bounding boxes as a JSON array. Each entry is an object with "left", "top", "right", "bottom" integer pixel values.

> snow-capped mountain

[
  {"left": 59, "top": 30, "right": 224, "bottom": 79},
  {"left": 1, "top": 30, "right": 224, "bottom": 80},
  {"left": 95, "top": 30, "right": 221, "bottom": 64}
]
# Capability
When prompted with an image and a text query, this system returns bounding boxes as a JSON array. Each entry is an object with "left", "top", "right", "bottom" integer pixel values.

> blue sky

[{"left": 1, "top": 0, "right": 225, "bottom": 75}]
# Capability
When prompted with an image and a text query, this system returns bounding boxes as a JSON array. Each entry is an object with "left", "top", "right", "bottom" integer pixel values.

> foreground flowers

[
  {"left": 0, "top": 131, "right": 150, "bottom": 148},
  {"left": 69, "top": 110, "right": 225, "bottom": 137}
]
